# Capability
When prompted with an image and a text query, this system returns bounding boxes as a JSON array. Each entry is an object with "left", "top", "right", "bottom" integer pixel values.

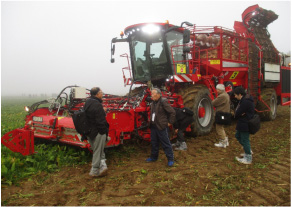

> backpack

[
  {"left": 72, "top": 109, "right": 91, "bottom": 136},
  {"left": 248, "top": 114, "right": 260, "bottom": 135}
]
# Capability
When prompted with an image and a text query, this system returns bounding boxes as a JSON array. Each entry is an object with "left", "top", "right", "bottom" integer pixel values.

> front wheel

[{"left": 180, "top": 85, "right": 215, "bottom": 136}]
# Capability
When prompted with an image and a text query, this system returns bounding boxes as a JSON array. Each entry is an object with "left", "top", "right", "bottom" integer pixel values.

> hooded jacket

[
  {"left": 235, "top": 94, "right": 255, "bottom": 132},
  {"left": 84, "top": 96, "right": 109, "bottom": 139}
]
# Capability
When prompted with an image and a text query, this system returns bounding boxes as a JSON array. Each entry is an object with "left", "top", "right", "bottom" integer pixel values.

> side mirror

[
  {"left": 110, "top": 37, "right": 128, "bottom": 64},
  {"left": 110, "top": 43, "right": 115, "bottom": 63},
  {"left": 111, "top": 44, "right": 115, "bottom": 55},
  {"left": 183, "top": 29, "right": 191, "bottom": 43}
]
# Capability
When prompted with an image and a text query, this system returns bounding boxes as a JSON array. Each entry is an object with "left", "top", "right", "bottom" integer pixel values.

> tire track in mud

[{"left": 242, "top": 156, "right": 290, "bottom": 206}]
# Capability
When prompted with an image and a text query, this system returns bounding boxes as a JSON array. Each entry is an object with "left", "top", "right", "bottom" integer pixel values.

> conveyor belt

[{"left": 247, "top": 7, "right": 279, "bottom": 64}]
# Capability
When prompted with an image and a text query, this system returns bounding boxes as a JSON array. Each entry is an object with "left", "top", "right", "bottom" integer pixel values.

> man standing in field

[
  {"left": 84, "top": 87, "right": 109, "bottom": 177},
  {"left": 146, "top": 88, "right": 176, "bottom": 167}
]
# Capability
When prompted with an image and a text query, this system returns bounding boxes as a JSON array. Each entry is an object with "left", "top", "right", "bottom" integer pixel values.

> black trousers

[
  {"left": 177, "top": 129, "right": 185, "bottom": 142},
  {"left": 150, "top": 126, "right": 174, "bottom": 161}
]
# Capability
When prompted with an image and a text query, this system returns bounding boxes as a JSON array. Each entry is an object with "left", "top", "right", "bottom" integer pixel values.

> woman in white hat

[{"left": 212, "top": 84, "right": 231, "bottom": 148}]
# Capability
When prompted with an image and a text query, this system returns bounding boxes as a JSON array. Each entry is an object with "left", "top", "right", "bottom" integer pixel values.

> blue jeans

[
  {"left": 150, "top": 126, "right": 174, "bottom": 161},
  {"left": 235, "top": 131, "right": 251, "bottom": 155}
]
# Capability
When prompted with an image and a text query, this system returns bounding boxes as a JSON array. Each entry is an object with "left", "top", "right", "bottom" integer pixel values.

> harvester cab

[{"left": 111, "top": 21, "right": 193, "bottom": 87}]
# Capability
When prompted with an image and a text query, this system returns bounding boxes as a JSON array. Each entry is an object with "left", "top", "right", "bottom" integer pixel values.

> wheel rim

[{"left": 197, "top": 98, "right": 212, "bottom": 127}]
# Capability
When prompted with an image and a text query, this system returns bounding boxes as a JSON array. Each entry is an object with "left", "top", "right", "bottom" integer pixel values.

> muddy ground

[{"left": 1, "top": 106, "right": 291, "bottom": 206}]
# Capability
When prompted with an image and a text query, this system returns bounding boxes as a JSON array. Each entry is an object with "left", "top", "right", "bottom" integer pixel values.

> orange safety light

[
  {"left": 120, "top": 31, "right": 124, "bottom": 38},
  {"left": 165, "top": 20, "right": 169, "bottom": 25}
]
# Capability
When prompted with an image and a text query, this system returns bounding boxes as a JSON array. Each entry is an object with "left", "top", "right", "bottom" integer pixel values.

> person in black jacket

[
  {"left": 84, "top": 87, "right": 109, "bottom": 177},
  {"left": 234, "top": 87, "right": 254, "bottom": 164},
  {"left": 172, "top": 107, "right": 194, "bottom": 150}
]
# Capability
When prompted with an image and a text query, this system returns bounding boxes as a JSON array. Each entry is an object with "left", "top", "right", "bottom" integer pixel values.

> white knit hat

[{"left": 216, "top": 84, "right": 225, "bottom": 91}]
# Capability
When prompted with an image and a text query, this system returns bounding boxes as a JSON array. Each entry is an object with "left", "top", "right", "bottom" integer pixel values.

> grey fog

[{"left": 1, "top": 0, "right": 291, "bottom": 97}]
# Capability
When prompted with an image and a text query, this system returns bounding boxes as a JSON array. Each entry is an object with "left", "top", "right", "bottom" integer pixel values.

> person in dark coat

[
  {"left": 234, "top": 87, "right": 255, "bottom": 164},
  {"left": 84, "top": 87, "right": 109, "bottom": 177},
  {"left": 146, "top": 88, "right": 176, "bottom": 167},
  {"left": 172, "top": 107, "right": 194, "bottom": 150}
]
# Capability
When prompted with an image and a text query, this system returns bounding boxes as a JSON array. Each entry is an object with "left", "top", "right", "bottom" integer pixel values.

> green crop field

[{"left": 1, "top": 97, "right": 92, "bottom": 185}]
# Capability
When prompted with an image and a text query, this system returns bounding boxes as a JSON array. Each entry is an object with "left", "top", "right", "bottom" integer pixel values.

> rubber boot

[
  {"left": 214, "top": 140, "right": 226, "bottom": 148},
  {"left": 172, "top": 141, "right": 180, "bottom": 148},
  {"left": 89, "top": 168, "right": 99, "bottom": 177},
  {"left": 225, "top": 137, "right": 229, "bottom": 147},
  {"left": 236, "top": 154, "right": 252, "bottom": 164},
  {"left": 98, "top": 159, "right": 108, "bottom": 177},
  {"left": 175, "top": 142, "right": 187, "bottom": 151},
  {"left": 240, "top": 150, "right": 253, "bottom": 157}
]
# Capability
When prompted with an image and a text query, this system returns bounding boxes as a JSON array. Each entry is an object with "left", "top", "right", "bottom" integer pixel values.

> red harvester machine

[{"left": 2, "top": 4, "right": 290, "bottom": 156}]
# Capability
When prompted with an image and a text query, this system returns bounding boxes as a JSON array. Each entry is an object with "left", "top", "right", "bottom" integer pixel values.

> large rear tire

[
  {"left": 179, "top": 85, "right": 215, "bottom": 136},
  {"left": 256, "top": 88, "right": 277, "bottom": 121}
]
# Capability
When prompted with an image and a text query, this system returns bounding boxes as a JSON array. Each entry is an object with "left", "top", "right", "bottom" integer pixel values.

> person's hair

[
  {"left": 152, "top": 88, "right": 162, "bottom": 96},
  {"left": 90, "top": 87, "right": 101, "bottom": 96},
  {"left": 233, "top": 87, "right": 246, "bottom": 96}
]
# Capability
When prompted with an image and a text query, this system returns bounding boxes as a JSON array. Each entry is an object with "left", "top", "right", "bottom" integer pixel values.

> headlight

[
  {"left": 24, "top": 106, "right": 30, "bottom": 112},
  {"left": 142, "top": 24, "right": 160, "bottom": 35}
]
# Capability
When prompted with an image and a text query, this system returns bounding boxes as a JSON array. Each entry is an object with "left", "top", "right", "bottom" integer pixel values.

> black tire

[
  {"left": 179, "top": 84, "right": 215, "bottom": 136},
  {"left": 256, "top": 88, "right": 277, "bottom": 121}
]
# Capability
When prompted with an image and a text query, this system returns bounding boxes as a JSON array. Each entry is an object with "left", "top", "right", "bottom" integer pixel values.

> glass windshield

[
  {"left": 165, "top": 31, "right": 185, "bottom": 74},
  {"left": 130, "top": 32, "right": 171, "bottom": 82}
]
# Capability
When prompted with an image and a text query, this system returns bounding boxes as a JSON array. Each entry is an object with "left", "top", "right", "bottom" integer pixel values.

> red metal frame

[
  {"left": 2, "top": 5, "right": 290, "bottom": 156},
  {"left": 1, "top": 87, "right": 185, "bottom": 155},
  {"left": 120, "top": 53, "right": 133, "bottom": 86},
  {"left": 1, "top": 129, "right": 35, "bottom": 156}
]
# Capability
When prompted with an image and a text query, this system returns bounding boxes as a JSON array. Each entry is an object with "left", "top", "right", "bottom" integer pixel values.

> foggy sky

[{"left": 1, "top": 1, "right": 291, "bottom": 96}]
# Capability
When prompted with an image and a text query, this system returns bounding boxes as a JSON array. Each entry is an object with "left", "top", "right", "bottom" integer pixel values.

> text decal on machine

[{"left": 210, "top": 60, "right": 220, "bottom": 65}]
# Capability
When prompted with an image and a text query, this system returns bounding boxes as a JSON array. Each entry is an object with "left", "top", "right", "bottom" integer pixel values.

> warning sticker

[
  {"left": 177, "top": 64, "right": 186, "bottom": 73},
  {"left": 210, "top": 60, "right": 220, "bottom": 65},
  {"left": 230, "top": 71, "right": 239, "bottom": 79}
]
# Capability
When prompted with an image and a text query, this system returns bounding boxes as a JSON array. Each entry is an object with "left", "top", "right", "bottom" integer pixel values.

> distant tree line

[{"left": 20, "top": 93, "right": 58, "bottom": 98}]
